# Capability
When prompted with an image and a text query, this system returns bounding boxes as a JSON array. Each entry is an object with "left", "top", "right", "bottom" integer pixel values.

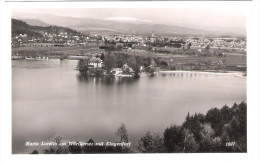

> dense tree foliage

[
  {"left": 68, "top": 141, "right": 83, "bottom": 154},
  {"left": 182, "top": 128, "right": 199, "bottom": 152},
  {"left": 138, "top": 131, "right": 166, "bottom": 153},
  {"left": 163, "top": 102, "right": 247, "bottom": 153},
  {"left": 163, "top": 125, "right": 183, "bottom": 152},
  {"left": 80, "top": 52, "right": 150, "bottom": 76},
  {"left": 82, "top": 139, "right": 97, "bottom": 153}
]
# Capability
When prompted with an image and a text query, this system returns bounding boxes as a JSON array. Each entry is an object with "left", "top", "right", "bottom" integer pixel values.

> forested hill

[{"left": 12, "top": 19, "right": 82, "bottom": 37}]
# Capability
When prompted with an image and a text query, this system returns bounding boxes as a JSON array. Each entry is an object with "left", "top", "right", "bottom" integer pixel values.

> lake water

[{"left": 12, "top": 59, "right": 246, "bottom": 153}]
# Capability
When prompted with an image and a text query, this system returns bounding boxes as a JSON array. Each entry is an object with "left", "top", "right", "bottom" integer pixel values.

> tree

[
  {"left": 221, "top": 116, "right": 243, "bottom": 152},
  {"left": 199, "top": 123, "right": 220, "bottom": 152},
  {"left": 153, "top": 134, "right": 167, "bottom": 152},
  {"left": 100, "top": 53, "right": 105, "bottom": 61},
  {"left": 205, "top": 108, "right": 224, "bottom": 136},
  {"left": 115, "top": 123, "right": 129, "bottom": 142},
  {"left": 160, "top": 61, "right": 168, "bottom": 69},
  {"left": 138, "top": 131, "right": 166, "bottom": 153},
  {"left": 183, "top": 129, "right": 199, "bottom": 152},
  {"left": 103, "top": 52, "right": 115, "bottom": 74},
  {"left": 237, "top": 102, "right": 247, "bottom": 137},
  {"left": 30, "top": 150, "right": 39, "bottom": 154},
  {"left": 107, "top": 45, "right": 116, "bottom": 51},
  {"left": 163, "top": 102, "right": 247, "bottom": 153},
  {"left": 82, "top": 139, "right": 96, "bottom": 153},
  {"left": 205, "top": 45, "right": 210, "bottom": 51},
  {"left": 222, "top": 116, "right": 240, "bottom": 141},
  {"left": 220, "top": 105, "right": 234, "bottom": 123},
  {"left": 163, "top": 125, "right": 183, "bottom": 152},
  {"left": 187, "top": 43, "right": 191, "bottom": 49},
  {"left": 68, "top": 141, "right": 82, "bottom": 154},
  {"left": 127, "top": 56, "right": 141, "bottom": 76},
  {"left": 116, "top": 44, "right": 123, "bottom": 51},
  {"left": 182, "top": 113, "right": 204, "bottom": 142},
  {"left": 200, "top": 123, "right": 215, "bottom": 142},
  {"left": 43, "top": 135, "right": 69, "bottom": 154},
  {"left": 77, "top": 60, "right": 88, "bottom": 75},
  {"left": 138, "top": 131, "right": 153, "bottom": 152}
]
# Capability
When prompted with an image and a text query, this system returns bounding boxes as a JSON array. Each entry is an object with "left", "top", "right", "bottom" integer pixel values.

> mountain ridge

[
  {"left": 12, "top": 19, "right": 82, "bottom": 38},
  {"left": 12, "top": 13, "right": 246, "bottom": 37}
]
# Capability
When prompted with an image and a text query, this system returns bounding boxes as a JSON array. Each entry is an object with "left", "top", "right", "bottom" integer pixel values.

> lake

[{"left": 12, "top": 59, "right": 246, "bottom": 153}]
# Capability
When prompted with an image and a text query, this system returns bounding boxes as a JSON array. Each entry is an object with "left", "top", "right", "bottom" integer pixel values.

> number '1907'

[{"left": 226, "top": 142, "right": 235, "bottom": 147}]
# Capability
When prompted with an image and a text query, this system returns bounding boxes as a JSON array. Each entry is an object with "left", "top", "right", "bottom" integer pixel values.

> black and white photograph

[
  {"left": 11, "top": 6, "right": 248, "bottom": 154},
  {"left": 0, "top": 0, "right": 260, "bottom": 163}
]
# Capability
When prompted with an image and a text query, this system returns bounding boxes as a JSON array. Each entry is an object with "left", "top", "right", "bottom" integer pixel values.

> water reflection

[
  {"left": 158, "top": 72, "right": 208, "bottom": 79},
  {"left": 76, "top": 74, "right": 140, "bottom": 86}
]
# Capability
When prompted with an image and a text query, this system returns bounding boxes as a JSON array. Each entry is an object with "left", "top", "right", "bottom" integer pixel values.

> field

[
  {"left": 12, "top": 45, "right": 246, "bottom": 71},
  {"left": 125, "top": 49, "right": 246, "bottom": 66},
  {"left": 12, "top": 44, "right": 104, "bottom": 57}
]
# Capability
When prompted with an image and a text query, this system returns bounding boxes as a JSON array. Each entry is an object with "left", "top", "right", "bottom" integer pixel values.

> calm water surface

[{"left": 12, "top": 59, "right": 246, "bottom": 153}]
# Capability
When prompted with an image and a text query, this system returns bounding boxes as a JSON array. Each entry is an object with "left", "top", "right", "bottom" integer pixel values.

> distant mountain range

[
  {"left": 21, "top": 19, "right": 50, "bottom": 27},
  {"left": 12, "top": 14, "right": 246, "bottom": 37},
  {"left": 104, "top": 17, "right": 154, "bottom": 24}
]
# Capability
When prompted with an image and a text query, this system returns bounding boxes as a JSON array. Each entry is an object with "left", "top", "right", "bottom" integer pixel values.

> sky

[{"left": 12, "top": 7, "right": 247, "bottom": 29}]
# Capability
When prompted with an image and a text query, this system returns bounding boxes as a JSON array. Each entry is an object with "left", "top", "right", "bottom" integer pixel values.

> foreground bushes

[
  {"left": 162, "top": 102, "right": 247, "bottom": 152},
  {"left": 137, "top": 102, "right": 246, "bottom": 153}
]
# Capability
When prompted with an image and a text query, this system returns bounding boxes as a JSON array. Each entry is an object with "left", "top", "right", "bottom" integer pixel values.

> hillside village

[{"left": 12, "top": 19, "right": 246, "bottom": 50}]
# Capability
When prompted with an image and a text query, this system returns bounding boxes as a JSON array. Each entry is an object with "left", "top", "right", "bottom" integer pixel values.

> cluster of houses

[
  {"left": 185, "top": 37, "right": 247, "bottom": 51},
  {"left": 12, "top": 30, "right": 86, "bottom": 48},
  {"left": 88, "top": 57, "right": 103, "bottom": 68},
  {"left": 77, "top": 56, "right": 136, "bottom": 77},
  {"left": 95, "top": 33, "right": 247, "bottom": 51},
  {"left": 111, "top": 64, "right": 135, "bottom": 77},
  {"left": 99, "top": 33, "right": 186, "bottom": 49},
  {"left": 12, "top": 28, "right": 247, "bottom": 51}
]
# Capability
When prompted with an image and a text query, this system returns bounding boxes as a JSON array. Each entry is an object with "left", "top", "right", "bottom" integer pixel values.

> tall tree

[
  {"left": 163, "top": 125, "right": 183, "bottom": 152},
  {"left": 103, "top": 52, "right": 115, "bottom": 74},
  {"left": 183, "top": 129, "right": 199, "bottom": 152},
  {"left": 115, "top": 123, "right": 129, "bottom": 142},
  {"left": 138, "top": 131, "right": 166, "bottom": 153},
  {"left": 199, "top": 123, "right": 220, "bottom": 152},
  {"left": 43, "top": 135, "right": 69, "bottom": 154}
]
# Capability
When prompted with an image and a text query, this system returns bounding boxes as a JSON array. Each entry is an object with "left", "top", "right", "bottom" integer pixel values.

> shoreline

[
  {"left": 12, "top": 59, "right": 247, "bottom": 79},
  {"left": 158, "top": 70, "right": 246, "bottom": 78}
]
